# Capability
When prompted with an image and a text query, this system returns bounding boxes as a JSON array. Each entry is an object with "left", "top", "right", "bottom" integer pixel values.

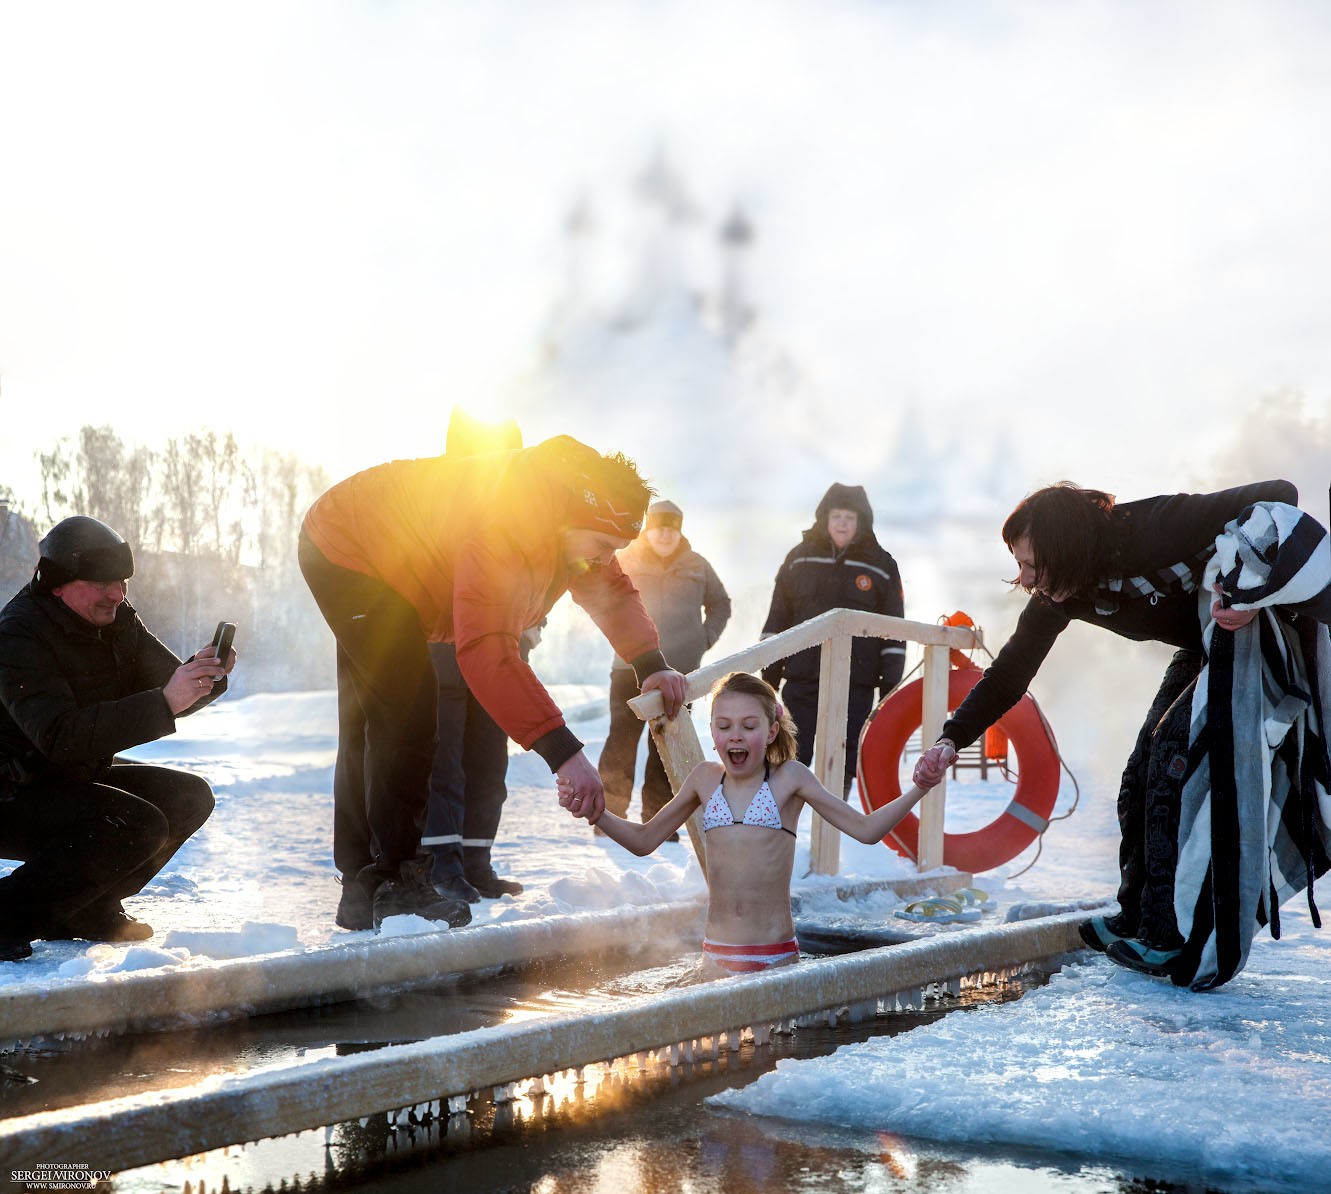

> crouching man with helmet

[{"left": 0, "top": 517, "right": 233, "bottom": 962}]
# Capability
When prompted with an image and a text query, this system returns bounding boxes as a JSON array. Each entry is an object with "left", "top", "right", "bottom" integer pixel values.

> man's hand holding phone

[{"left": 164, "top": 623, "right": 237, "bottom": 714}]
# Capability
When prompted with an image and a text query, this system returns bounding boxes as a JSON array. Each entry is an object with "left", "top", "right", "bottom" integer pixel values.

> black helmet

[{"left": 36, "top": 516, "right": 135, "bottom": 592}]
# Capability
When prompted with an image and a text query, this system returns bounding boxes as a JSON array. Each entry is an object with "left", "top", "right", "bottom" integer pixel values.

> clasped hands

[
  {"left": 912, "top": 739, "right": 957, "bottom": 789},
  {"left": 556, "top": 668, "right": 687, "bottom": 824}
]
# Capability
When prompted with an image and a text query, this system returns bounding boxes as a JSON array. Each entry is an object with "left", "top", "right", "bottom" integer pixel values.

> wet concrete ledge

[
  {"left": 0, "top": 874, "right": 976, "bottom": 1045},
  {"left": 0, "top": 907, "right": 1097, "bottom": 1175}
]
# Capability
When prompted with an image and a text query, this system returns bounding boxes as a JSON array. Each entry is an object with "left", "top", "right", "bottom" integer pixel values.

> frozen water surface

[{"left": 713, "top": 933, "right": 1331, "bottom": 1193}]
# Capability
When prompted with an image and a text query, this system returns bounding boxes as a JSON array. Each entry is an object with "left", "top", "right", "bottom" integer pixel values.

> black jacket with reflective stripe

[{"left": 761, "top": 528, "right": 905, "bottom": 692}]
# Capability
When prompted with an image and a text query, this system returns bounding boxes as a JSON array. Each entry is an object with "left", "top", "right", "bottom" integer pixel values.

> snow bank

[{"left": 712, "top": 896, "right": 1331, "bottom": 1194}]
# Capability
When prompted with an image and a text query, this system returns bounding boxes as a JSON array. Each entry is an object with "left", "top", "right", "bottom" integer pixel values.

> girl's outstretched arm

[
  {"left": 569, "top": 763, "right": 710, "bottom": 856},
  {"left": 790, "top": 762, "right": 938, "bottom": 845}
]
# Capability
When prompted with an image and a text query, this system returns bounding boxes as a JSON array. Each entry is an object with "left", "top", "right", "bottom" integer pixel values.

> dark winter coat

[
  {"left": 0, "top": 584, "right": 221, "bottom": 794},
  {"left": 611, "top": 535, "right": 731, "bottom": 675},
  {"left": 941, "top": 479, "right": 1300, "bottom": 750},
  {"left": 761, "top": 482, "right": 905, "bottom": 693}
]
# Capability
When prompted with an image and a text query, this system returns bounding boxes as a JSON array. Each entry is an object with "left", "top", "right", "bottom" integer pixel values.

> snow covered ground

[{"left": 2, "top": 686, "right": 1328, "bottom": 1192}]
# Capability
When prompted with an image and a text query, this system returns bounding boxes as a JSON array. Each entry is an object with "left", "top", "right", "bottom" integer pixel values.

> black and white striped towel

[{"left": 1173, "top": 501, "right": 1331, "bottom": 991}]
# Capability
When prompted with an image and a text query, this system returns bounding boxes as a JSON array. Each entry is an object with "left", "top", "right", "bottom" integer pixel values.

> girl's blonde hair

[{"left": 710, "top": 672, "right": 799, "bottom": 766}]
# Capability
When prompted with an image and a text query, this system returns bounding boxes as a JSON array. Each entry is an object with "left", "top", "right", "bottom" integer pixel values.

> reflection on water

[
  {"left": 125, "top": 997, "right": 1181, "bottom": 1194},
  {"left": 0, "top": 942, "right": 700, "bottom": 1120},
  {"left": 500, "top": 955, "right": 704, "bottom": 1026}
]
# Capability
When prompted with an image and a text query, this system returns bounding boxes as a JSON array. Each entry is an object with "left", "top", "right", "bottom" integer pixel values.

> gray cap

[{"left": 646, "top": 500, "right": 683, "bottom": 530}]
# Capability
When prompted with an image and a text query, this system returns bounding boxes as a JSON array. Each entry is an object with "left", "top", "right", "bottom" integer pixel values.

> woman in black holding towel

[{"left": 913, "top": 478, "right": 1331, "bottom": 989}]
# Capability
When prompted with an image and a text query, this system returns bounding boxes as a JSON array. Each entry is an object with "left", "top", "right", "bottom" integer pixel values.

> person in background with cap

[
  {"left": 300, "top": 435, "right": 687, "bottom": 933},
  {"left": 761, "top": 483, "right": 906, "bottom": 795},
  {"left": 0, "top": 517, "right": 232, "bottom": 963},
  {"left": 597, "top": 500, "right": 731, "bottom": 836}
]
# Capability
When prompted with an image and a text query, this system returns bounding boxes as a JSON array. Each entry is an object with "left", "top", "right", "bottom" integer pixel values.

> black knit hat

[{"left": 35, "top": 516, "right": 135, "bottom": 592}]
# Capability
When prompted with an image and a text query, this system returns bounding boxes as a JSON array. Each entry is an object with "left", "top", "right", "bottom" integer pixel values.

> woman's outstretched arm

[{"left": 791, "top": 762, "right": 939, "bottom": 845}]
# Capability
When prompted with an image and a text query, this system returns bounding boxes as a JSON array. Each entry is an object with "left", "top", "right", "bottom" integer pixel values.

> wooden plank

[
  {"left": 629, "top": 609, "right": 981, "bottom": 718},
  {"left": 809, "top": 634, "right": 852, "bottom": 875},
  {"left": 818, "top": 873, "right": 973, "bottom": 903},
  {"left": 918, "top": 643, "right": 950, "bottom": 871},
  {"left": 0, "top": 911, "right": 1097, "bottom": 1175},
  {"left": 646, "top": 706, "right": 709, "bottom": 878},
  {"left": 0, "top": 904, "right": 700, "bottom": 1045}
]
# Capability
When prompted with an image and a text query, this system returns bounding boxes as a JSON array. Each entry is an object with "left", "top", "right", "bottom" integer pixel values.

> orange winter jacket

[{"left": 303, "top": 436, "right": 662, "bottom": 749}]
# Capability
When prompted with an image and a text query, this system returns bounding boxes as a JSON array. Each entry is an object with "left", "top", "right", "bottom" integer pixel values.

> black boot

[
  {"left": 0, "top": 896, "right": 34, "bottom": 960},
  {"left": 0, "top": 934, "right": 33, "bottom": 962},
  {"left": 1105, "top": 938, "right": 1182, "bottom": 978},
  {"left": 54, "top": 901, "right": 153, "bottom": 943},
  {"left": 462, "top": 846, "right": 523, "bottom": 897},
  {"left": 434, "top": 874, "right": 482, "bottom": 905},
  {"left": 369, "top": 861, "right": 472, "bottom": 931},
  {"left": 464, "top": 864, "right": 524, "bottom": 898},
  {"left": 423, "top": 850, "right": 481, "bottom": 904},
  {"left": 335, "top": 872, "right": 374, "bottom": 931},
  {"left": 1078, "top": 914, "right": 1132, "bottom": 954}
]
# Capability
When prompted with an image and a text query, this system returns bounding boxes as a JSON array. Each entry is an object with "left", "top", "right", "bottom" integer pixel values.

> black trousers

[
  {"left": 0, "top": 760, "right": 214, "bottom": 936},
  {"left": 299, "top": 533, "right": 437, "bottom": 883},
  {"left": 597, "top": 668, "right": 673, "bottom": 821},
  {"left": 1114, "top": 648, "right": 1203, "bottom": 949},
  {"left": 422, "top": 643, "right": 510, "bottom": 882},
  {"left": 781, "top": 679, "right": 877, "bottom": 796}
]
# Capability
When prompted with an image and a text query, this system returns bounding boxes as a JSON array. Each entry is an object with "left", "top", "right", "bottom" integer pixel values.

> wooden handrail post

[
  {"left": 809, "top": 634, "right": 852, "bottom": 875},
  {"left": 918, "top": 642, "right": 950, "bottom": 871},
  {"left": 629, "top": 610, "right": 982, "bottom": 879},
  {"left": 646, "top": 710, "right": 709, "bottom": 879}
]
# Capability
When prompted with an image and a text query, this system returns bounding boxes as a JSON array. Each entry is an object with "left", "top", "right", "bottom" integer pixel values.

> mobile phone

[{"left": 210, "top": 622, "right": 236, "bottom": 678}]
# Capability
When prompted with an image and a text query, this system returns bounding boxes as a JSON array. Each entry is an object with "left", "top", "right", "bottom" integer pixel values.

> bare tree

[
  {"left": 26, "top": 425, "right": 334, "bottom": 691},
  {"left": 74, "top": 426, "right": 154, "bottom": 549},
  {"left": 36, "top": 427, "right": 155, "bottom": 546},
  {"left": 159, "top": 436, "right": 205, "bottom": 557},
  {"left": 36, "top": 438, "right": 73, "bottom": 525}
]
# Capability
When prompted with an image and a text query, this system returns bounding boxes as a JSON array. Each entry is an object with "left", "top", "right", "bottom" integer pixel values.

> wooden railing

[{"left": 628, "top": 609, "right": 983, "bottom": 876}]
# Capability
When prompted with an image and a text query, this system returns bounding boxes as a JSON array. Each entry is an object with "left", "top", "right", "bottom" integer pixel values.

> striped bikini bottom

[{"left": 701, "top": 936, "right": 800, "bottom": 974}]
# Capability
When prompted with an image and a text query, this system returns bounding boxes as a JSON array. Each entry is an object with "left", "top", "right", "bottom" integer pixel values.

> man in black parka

[
  {"left": 0, "top": 517, "right": 231, "bottom": 962},
  {"left": 761, "top": 483, "right": 905, "bottom": 794}
]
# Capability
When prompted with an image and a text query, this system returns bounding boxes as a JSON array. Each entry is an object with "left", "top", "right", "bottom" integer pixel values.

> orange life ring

[{"left": 856, "top": 668, "right": 1060, "bottom": 873}]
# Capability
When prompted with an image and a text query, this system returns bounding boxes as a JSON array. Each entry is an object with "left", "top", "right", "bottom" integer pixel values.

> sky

[
  {"left": 2, "top": 0, "right": 1330, "bottom": 516},
  {"left": 2, "top": 688, "right": 1328, "bottom": 1192}
]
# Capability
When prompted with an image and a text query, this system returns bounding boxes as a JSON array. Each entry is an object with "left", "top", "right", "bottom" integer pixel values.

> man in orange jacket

[{"left": 300, "top": 435, "right": 687, "bottom": 931}]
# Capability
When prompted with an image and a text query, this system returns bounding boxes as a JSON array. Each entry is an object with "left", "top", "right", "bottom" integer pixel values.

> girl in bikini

[{"left": 573, "top": 671, "right": 939, "bottom": 979}]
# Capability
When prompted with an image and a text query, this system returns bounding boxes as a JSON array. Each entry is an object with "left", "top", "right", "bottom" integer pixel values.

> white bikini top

[{"left": 701, "top": 768, "right": 796, "bottom": 836}]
